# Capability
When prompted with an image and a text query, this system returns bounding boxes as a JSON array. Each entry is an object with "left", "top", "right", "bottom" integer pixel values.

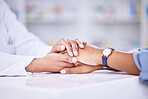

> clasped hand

[
  {"left": 60, "top": 45, "right": 104, "bottom": 74},
  {"left": 26, "top": 38, "right": 103, "bottom": 74}
]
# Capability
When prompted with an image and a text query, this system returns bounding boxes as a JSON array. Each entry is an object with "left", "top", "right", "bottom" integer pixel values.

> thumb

[
  {"left": 51, "top": 44, "right": 65, "bottom": 53},
  {"left": 60, "top": 65, "right": 103, "bottom": 74}
]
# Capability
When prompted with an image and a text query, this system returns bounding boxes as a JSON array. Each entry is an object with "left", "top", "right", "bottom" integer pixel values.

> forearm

[
  {"left": 95, "top": 49, "right": 140, "bottom": 75},
  {"left": 77, "top": 45, "right": 140, "bottom": 75}
]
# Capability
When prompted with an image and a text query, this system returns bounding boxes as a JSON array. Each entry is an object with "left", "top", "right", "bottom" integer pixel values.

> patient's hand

[
  {"left": 60, "top": 45, "right": 140, "bottom": 74},
  {"left": 60, "top": 62, "right": 103, "bottom": 74},
  {"left": 61, "top": 45, "right": 102, "bottom": 66},
  {"left": 60, "top": 45, "right": 103, "bottom": 74},
  {"left": 76, "top": 45, "right": 103, "bottom": 66}
]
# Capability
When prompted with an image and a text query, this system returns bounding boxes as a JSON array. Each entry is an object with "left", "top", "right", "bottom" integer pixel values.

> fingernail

[
  {"left": 80, "top": 44, "right": 84, "bottom": 48},
  {"left": 72, "top": 57, "right": 77, "bottom": 63},
  {"left": 69, "top": 52, "right": 73, "bottom": 56},
  {"left": 60, "top": 69, "right": 66, "bottom": 74},
  {"left": 74, "top": 51, "right": 78, "bottom": 56},
  {"left": 61, "top": 45, "right": 65, "bottom": 51}
]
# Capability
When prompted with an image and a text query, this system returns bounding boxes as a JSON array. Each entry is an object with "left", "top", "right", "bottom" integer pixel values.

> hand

[
  {"left": 59, "top": 48, "right": 103, "bottom": 74},
  {"left": 25, "top": 53, "right": 77, "bottom": 73},
  {"left": 51, "top": 38, "right": 87, "bottom": 56},
  {"left": 60, "top": 45, "right": 140, "bottom": 75},
  {"left": 76, "top": 45, "right": 103, "bottom": 66},
  {"left": 60, "top": 62, "right": 103, "bottom": 74}
]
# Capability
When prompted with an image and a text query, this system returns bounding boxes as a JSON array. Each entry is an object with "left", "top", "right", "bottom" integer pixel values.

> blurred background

[{"left": 5, "top": 0, "right": 148, "bottom": 51}]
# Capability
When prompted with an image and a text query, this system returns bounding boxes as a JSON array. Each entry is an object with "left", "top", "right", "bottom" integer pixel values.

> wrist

[
  {"left": 94, "top": 49, "right": 103, "bottom": 66},
  {"left": 25, "top": 58, "right": 43, "bottom": 72}
]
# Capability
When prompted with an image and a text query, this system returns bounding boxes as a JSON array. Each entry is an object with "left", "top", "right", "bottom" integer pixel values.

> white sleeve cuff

[
  {"left": 35, "top": 46, "right": 52, "bottom": 58},
  {"left": 0, "top": 56, "right": 35, "bottom": 76},
  {"left": 0, "top": 46, "right": 53, "bottom": 76}
]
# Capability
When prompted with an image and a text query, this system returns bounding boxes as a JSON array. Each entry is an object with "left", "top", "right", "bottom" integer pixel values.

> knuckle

[
  {"left": 72, "top": 42, "right": 77, "bottom": 46},
  {"left": 72, "top": 40, "right": 77, "bottom": 43},
  {"left": 70, "top": 41, "right": 75, "bottom": 45},
  {"left": 58, "top": 45, "right": 61, "bottom": 50},
  {"left": 64, "top": 56, "right": 71, "bottom": 62},
  {"left": 74, "top": 43, "right": 78, "bottom": 47},
  {"left": 60, "top": 38, "right": 66, "bottom": 42},
  {"left": 67, "top": 39, "right": 71, "bottom": 42},
  {"left": 66, "top": 42, "right": 70, "bottom": 45},
  {"left": 61, "top": 38, "right": 65, "bottom": 40},
  {"left": 76, "top": 40, "right": 81, "bottom": 44}
]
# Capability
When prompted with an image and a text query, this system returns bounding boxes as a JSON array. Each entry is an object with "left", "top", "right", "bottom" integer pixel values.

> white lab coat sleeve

[
  {"left": 0, "top": 1, "right": 53, "bottom": 75},
  {"left": 2, "top": 0, "right": 53, "bottom": 57},
  {"left": 0, "top": 52, "right": 35, "bottom": 76}
]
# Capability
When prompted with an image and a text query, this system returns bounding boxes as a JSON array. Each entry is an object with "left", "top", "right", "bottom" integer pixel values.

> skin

[
  {"left": 51, "top": 38, "right": 87, "bottom": 56},
  {"left": 60, "top": 45, "right": 140, "bottom": 75},
  {"left": 25, "top": 38, "right": 87, "bottom": 73},
  {"left": 25, "top": 53, "right": 75, "bottom": 72}
]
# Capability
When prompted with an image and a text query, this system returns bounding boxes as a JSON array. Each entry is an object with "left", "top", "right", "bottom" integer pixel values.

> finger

[
  {"left": 61, "top": 39, "right": 73, "bottom": 57},
  {"left": 60, "top": 65, "right": 103, "bottom": 74},
  {"left": 74, "top": 61, "right": 84, "bottom": 66},
  {"left": 75, "top": 39, "right": 84, "bottom": 48},
  {"left": 67, "top": 39, "right": 78, "bottom": 56},
  {"left": 82, "top": 41, "right": 87, "bottom": 45},
  {"left": 58, "top": 54, "right": 77, "bottom": 63},
  {"left": 59, "top": 62, "right": 75, "bottom": 68},
  {"left": 60, "top": 50, "right": 68, "bottom": 55},
  {"left": 52, "top": 44, "right": 66, "bottom": 53},
  {"left": 49, "top": 63, "right": 75, "bottom": 73}
]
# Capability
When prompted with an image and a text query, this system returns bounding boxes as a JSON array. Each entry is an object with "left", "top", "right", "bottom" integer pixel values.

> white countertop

[{"left": 0, "top": 70, "right": 148, "bottom": 99}]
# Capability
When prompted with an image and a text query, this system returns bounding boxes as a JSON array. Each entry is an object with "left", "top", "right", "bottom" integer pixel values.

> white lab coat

[{"left": 0, "top": 0, "right": 52, "bottom": 75}]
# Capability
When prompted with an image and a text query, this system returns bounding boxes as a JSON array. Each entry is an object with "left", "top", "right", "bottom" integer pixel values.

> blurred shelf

[
  {"left": 5, "top": 0, "right": 148, "bottom": 47},
  {"left": 26, "top": 20, "right": 77, "bottom": 24},
  {"left": 94, "top": 19, "right": 140, "bottom": 24}
]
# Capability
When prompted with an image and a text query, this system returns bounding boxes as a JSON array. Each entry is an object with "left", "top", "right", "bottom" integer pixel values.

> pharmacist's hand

[
  {"left": 51, "top": 38, "right": 87, "bottom": 56},
  {"left": 60, "top": 62, "right": 103, "bottom": 74},
  {"left": 25, "top": 53, "right": 77, "bottom": 73}
]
